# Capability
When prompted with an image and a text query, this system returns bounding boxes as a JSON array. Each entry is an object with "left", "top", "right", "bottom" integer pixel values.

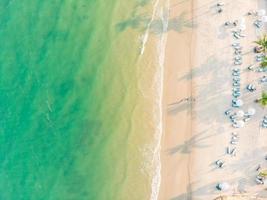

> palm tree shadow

[
  {"left": 167, "top": 100, "right": 191, "bottom": 115},
  {"left": 167, "top": 130, "right": 212, "bottom": 155},
  {"left": 170, "top": 181, "right": 223, "bottom": 200},
  {"left": 116, "top": 10, "right": 195, "bottom": 34}
]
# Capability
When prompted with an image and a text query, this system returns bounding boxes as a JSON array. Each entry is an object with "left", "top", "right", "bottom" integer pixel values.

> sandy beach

[{"left": 160, "top": 0, "right": 267, "bottom": 199}]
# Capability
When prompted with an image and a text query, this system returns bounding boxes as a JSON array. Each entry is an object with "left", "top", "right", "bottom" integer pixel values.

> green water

[{"left": 0, "top": 0, "right": 155, "bottom": 199}]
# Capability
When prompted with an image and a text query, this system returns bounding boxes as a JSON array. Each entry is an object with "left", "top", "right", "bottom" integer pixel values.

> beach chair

[
  {"left": 233, "top": 82, "right": 240, "bottom": 87},
  {"left": 233, "top": 92, "right": 240, "bottom": 98},
  {"left": 224, "top": 109, "right": 232, "bottom": 115},
  {"left": 232, "top": 71, "right": 240, "bottom": 76},
  {"left": 234, "top": 50, "right": 242, "bottom": 55},
  {"left": 215, "top": 160, "right": 225, "bottom": 168},
  {"left": 232, "top": 68, "right": 240, "bottom": 72},
  {"left": 231, "top": 148, "right": 236, "bottom": 156},
  {"left": 233, "top": 79, "right": 240, "bottom": 83},
  {"left": 243, "top": 117, "right": 251, "bottom": 122},
  {"left": 234, "top": 61, "right": 242, "bottom": 65},
  {"left": 232, "top": 43, "right": 240, "bottom": 47},
  {"left": 260, "top": 76, "right": 267, "bottom": 82},
  {"left": 231, "top": 141, "right": 238, "bottom": 145},
  {"left": 262, "top": 122, "right": 267, "bottom": 128}
]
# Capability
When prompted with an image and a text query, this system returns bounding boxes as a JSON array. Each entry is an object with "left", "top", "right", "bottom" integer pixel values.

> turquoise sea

[{"left": 0, "top": 0, "right": 163, "bottom": 199}]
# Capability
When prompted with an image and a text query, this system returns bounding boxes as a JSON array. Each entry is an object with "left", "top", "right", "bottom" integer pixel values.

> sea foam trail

[
  {"left": 139, "top": 0, "right": 160, "bottom": 55},
  {"left": 138, "top": 0, "right": 170, "bottom": 199},
  {"left": 149, "top": 1, "right": 170, "bottom": 200}
]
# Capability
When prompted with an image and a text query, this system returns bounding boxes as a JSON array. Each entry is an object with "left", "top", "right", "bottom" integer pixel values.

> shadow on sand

[{"left": 167, "top": 129, "right": 213, "bottom": 155}]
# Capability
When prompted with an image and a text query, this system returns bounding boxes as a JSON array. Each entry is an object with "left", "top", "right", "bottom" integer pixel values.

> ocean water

[{"left": 0, "top": 0, "right": 169, "bottom": 199}]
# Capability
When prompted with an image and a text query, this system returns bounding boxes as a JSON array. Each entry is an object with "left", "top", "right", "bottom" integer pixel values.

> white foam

[
  {"left": 139, "top": 0, "right": 160, "bottom": 55},
  {"left": 137, "top": 0, "right": 170, "bottom": 199},
  {"left": 149, "top": 1, "right": 169, "bottom": 200}
]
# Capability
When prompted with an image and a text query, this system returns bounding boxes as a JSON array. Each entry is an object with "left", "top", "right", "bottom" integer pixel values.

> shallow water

[{"left": 0, "top": 0, "right": 167, "bottom": 199}]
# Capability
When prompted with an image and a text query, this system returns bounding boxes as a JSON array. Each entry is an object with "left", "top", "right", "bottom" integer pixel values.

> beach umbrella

[
  {"left": 240, "top": 24, "right": 246, "bottom": 30},
  {"left": 217, "top": 182, "right": 230, "bottom": 191},
  {"left": 258, "top": 9, "right": 266, "bottom": 16},
  {"left": 236, "top": 110, "right": 245, "bottom": 117},
  {"left": 235, "top": 120, "right": 245, "bottom": 128},
  {"left": 239, "top": 18, "right": 246, "bottom": 25},
  {"left": 262, "top": 16, "right": 267, "bottom": 23},
  {"left": 247, "top": 108, "right": 256, "bottom": 116},
  {"left": 235, "top": 99, "right": 244, "bottom": 107}
]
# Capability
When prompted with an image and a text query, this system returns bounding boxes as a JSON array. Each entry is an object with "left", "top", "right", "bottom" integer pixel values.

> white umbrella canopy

[
  {"left": 240, "top": 24, "right": 246, "bottom": 30},
  {"left": 234, "top": 120, "right": 245, "bottom": 128},
  {"left": 258, "top": 9, "right": 266, "bottom": 16},
  {"left": 239, "top": 18, "right": 246, "bottom": 25},
  {"left": 262, "top": 16, "right": 267, "bottom": 22},
  {"left": 247, "top": 108, "right": 256, "bottom": 116},
  {"left": 236, "top": 110, "right": 245, "bottom": 117},
  {"left": 235, "top": 99, "right": 244, "bottom": 107},
  {"left": 217, "top": 182, "right": 230, "bottom": 191}
]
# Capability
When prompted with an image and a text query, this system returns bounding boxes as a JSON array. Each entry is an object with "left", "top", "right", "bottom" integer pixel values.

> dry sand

[{"left": 160, "top": 0, "right": 267, "bottom": 200}]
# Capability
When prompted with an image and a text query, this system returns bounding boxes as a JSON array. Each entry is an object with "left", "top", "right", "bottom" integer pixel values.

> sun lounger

[
  {"left": 234, "top": 54, "right": 242, "bottom": 59},
  {"left": 216, "top": 182, "right": 230, "bottom": 191},
  {"left": 233, "top": 82, "right": 240, "bottom": 87},
  {"left": 233, "top": 68, "right": 240, "bottom": 72},
  {"left": 233, "top": 87, "right": 240, "bottom": 91},
  {"left": 234, "top": 50, "right": 242, "bottom": 55},
  {"left": 227, "top": 147, "right": 231, "bottom": 154},
  {"left": 216, "top": 2, "right": 225, "bottom": 6},
  {"left": 232, "top": 99, "right": 243, "bottom": 107},
  {"left": 232, "top": 132, "right": 238, "bottom": 136},
  {"left": 231, "top": 119, "right": 237, "bottom": 123},
  {"left": 230, "top": 114, "right": 237, "bottom": 120},
  {"left": 233, "top": 33, "right": 240, "bottom": 39},
  {"left": 248, "top": 65, "right": 254, "bottom": 71},
  {"left": 258, "top": 68, "right": 264, "bottom": 72},
  {"left": 260, "top": 76, "right": 267, "bottom": 82},
  {"left": 234, "top": 57, "right": 242, "bottom": 61},
  {"left": 231, "top": 148, "right": 236, "bottom": 156},
  {"left": 234, "top": 61, "right": 242, "bottom": 65},
  {"left": 247, "top": 84, "right": 256, "bottom": 92},
  {"left": 233, "top": 93, "right": 240, "bottom": 98},
  {"left": 231, "top": 141, "right": 238, "bottom": 145},
  {"left": 234, "top": 46, "right": 242, "bottom": 50},
  {"left": 215, "top": 160, "right": 225, "bottom": 168},
  {"left": 233, "top": 120, "right": 244, "bottom": 128},
  {"left": 254, "top": 20, "right": 263, "bottom": 28},
  {"left": 256, "top": 177, "right": 264, "bottom": 184},
  {"left": 243, "top": 117, "right": 251, "bottom": 122},
  {"left": 233, "top": 77, "right": 240, "bottom": 81},
  {"left": 232, "top": 43, "right": 240, "bottom": 47},
  {"left": 225, "top": 109, "right": 233, "bottom": 115},
  {"left": 232, "top": 72, "right": 240, "bottom": 76},
  {"left": 233, "top": 79, "right": 240, "bottom": 84},
  {"left": 232, "top": 135, "right": 238, "bottom": 140}
]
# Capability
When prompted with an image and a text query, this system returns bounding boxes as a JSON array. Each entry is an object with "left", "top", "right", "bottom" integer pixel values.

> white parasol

[
  {"left": 262, "top": 16, "right": 267, "bottom": 22},
  {"left": 217, "top": 182, "right": 230, "bottom": 191},
  {"left": 247, "top": 108, "right": 256, "bottom": 116},
  {"left": 235, "top": 99, "right": 244, "bottom": 107},
  {"left": 236, "top": 110, "right": 245, "bottom": 117},
  {"left": 258, "top": 9, "right": 266, "bottom": 16},
  {"left": 234, "top": 120, "right": 245, "bottom": 128}
]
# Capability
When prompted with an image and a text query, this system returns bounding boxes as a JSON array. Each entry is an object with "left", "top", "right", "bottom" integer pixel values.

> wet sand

[{"left": 160, "top": 0, "right": 267, "bottom": 199}]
